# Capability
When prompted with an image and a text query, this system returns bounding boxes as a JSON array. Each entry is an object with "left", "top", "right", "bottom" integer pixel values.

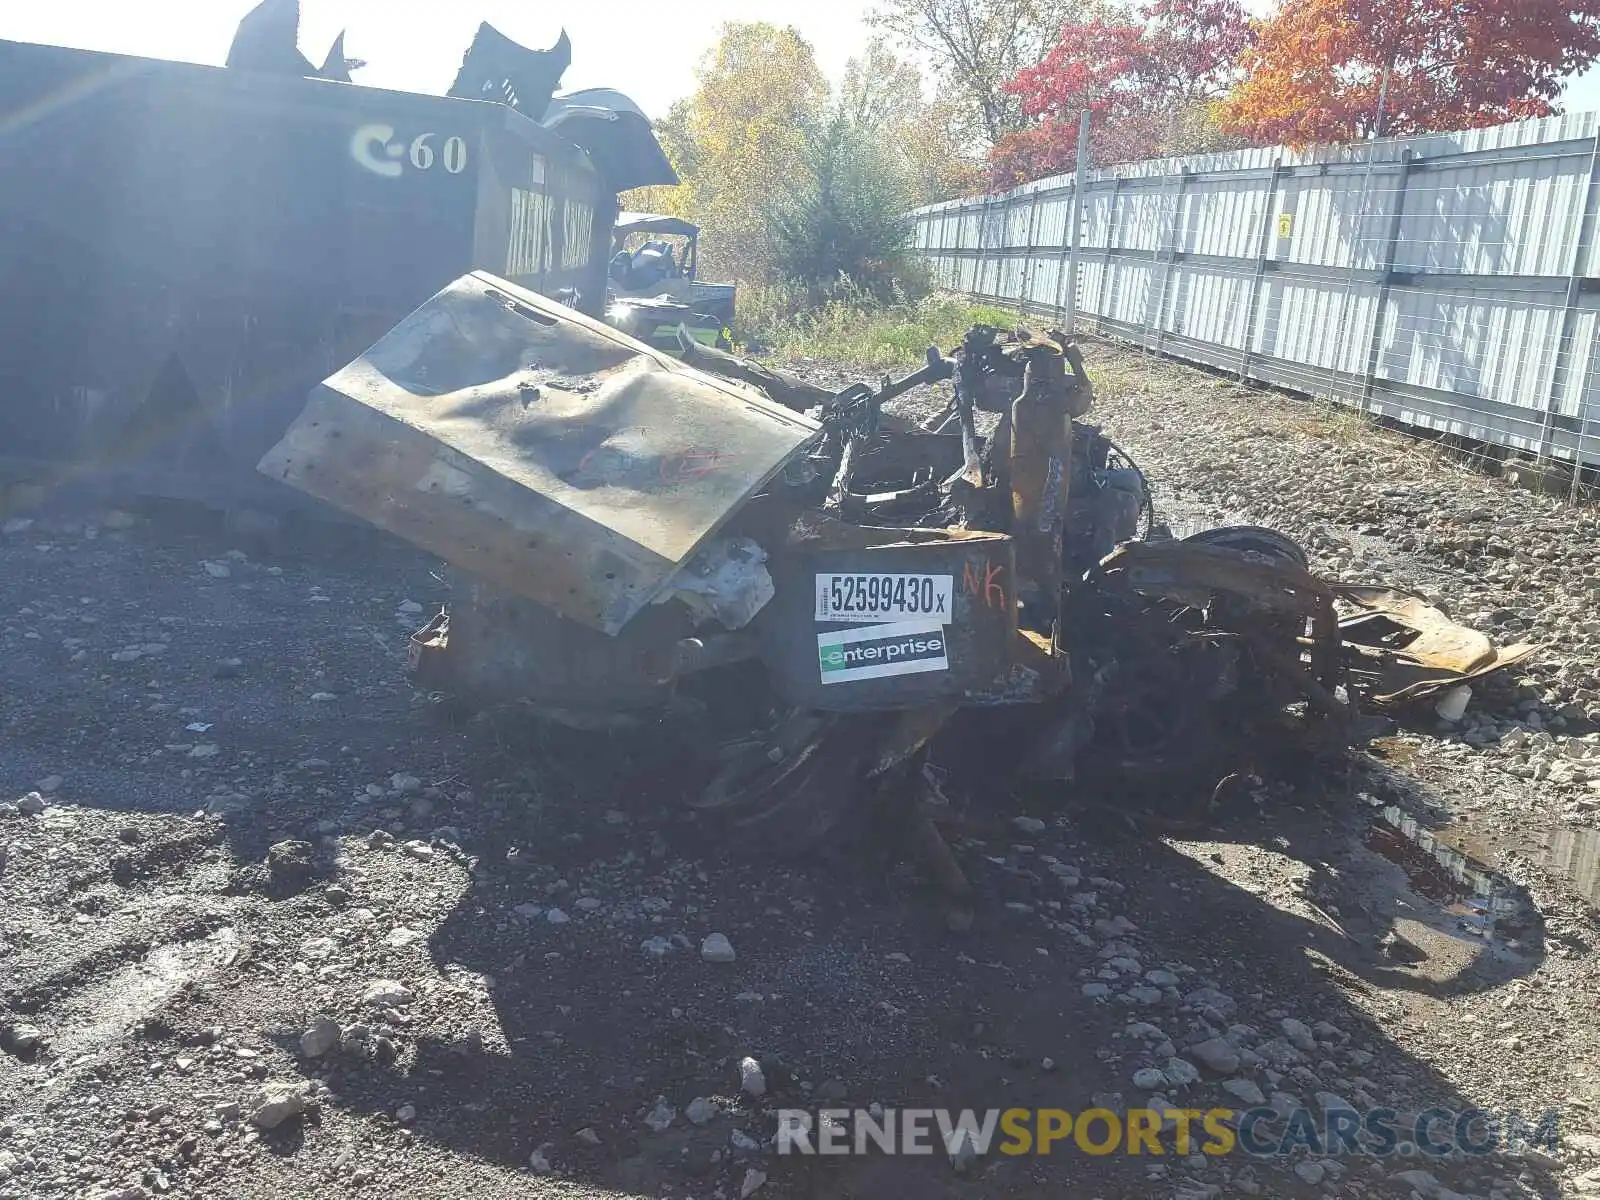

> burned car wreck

[{"left": 258, "top": 272, "right": 1537, "bottom": 891}]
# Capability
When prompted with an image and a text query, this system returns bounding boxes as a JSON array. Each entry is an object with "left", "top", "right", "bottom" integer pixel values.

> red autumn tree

[
  {"left": 991, "top": 0, "right": 1251, "bottom": 185},
  {"left": 1221, "top": 0, "right": 1600, "bottom": 146}
]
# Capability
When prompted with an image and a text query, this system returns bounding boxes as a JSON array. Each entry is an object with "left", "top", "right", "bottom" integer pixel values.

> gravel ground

[{"left": 2, "top": 338, "right": 1599, "bottom": 1200}]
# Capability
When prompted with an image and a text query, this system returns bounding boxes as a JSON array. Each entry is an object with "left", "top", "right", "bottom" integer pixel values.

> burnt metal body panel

[
  {"left": 259, "top": 272, "right": 820, "bottom": 634},
  {"left": 413, "top": 569, "right": 695, "bottom": 725},
  {"left": 756, "top": 518, "right": 1022, "bottom": 712},
  {"left": 0, "top": 38, "right": 612, "bottom": 509}
]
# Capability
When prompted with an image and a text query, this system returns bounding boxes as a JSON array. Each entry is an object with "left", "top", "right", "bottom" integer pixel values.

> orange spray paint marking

[
  {"left": 661, "top": 448, "right": 724, "bottom": 483},
  {"left": 963, "top": 561, "right": 1008, "bottom": 610}
]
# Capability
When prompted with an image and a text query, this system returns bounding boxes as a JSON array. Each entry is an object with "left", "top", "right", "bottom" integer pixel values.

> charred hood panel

[{"left": 257, "top": 272, "right": 820, "bottom": 635}]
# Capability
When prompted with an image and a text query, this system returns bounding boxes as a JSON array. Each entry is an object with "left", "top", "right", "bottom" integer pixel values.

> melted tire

[
  {"left": 693, "top": 713, "right": 888, "bottom": 855},
  {"left": 1182, "top": 524, "right": 1309, "bottom": 567}
]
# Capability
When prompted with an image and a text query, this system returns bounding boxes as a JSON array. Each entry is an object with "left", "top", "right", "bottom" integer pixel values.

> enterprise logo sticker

[{"left": 817, "top": 619, "right": 950, "bottom": 684}]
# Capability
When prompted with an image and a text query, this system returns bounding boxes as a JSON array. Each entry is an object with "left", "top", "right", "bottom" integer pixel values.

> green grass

[{"left": 735, "top": 283, "right": 1016, "bottom": 367}]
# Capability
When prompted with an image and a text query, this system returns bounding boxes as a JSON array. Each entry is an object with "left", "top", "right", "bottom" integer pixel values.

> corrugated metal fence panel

[
  {"left": 1578, "top": 314, "right": 1600, "bottom": 424},
  {"left": 1080, "top": 182, "right": 1115, "bottom": 252},
  {"left": 1036, "top": 191, "right": 1075, "bottom": 247},
  {"left": 1115, "top": 181, "right": 1174, "bottom": 254},
  {"left": 1004, "top": 196, "right": 1031, "bottom": 245},
  {"left": 1183, "top": 177, "right": 1266, "bottom": 259},
  {"left": 1377, "top": 284, "right": 1564, "bottom": 412},
  {"left": 1031, "top": 254, "right": 1066, "bottom": 312},
  {"left": 1252, "top": 277, "right": 1378, "bottom": 376},
  {"left": 1099, "top": 258, "right": 1158, "bottom": 327},
  {"left": 1400, "top": 151, "right": 1590, "bottom": 277},
  {"left": 1564, "top": 305, "right": 1600, "bottom": 418},
  {"left": 959, "top": 251, "right": 979, "bottom": 295},
  {"left": 1274, "top": 170, "right": 1390, "bottom": 270},
  {"left": 907, "top": 109, "right": 1600, "bottom": 466},
  {"left": 1164, "top": 265, "right": 1252, "bottom": 350}
]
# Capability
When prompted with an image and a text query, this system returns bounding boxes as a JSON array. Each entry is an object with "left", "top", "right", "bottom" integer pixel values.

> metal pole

[
  {"left": 1359, "top": 149, "right": 1413, "bottom": 414},
  {"left": 1052, "top": 184, "right": 1076, "bottom": 314},
  {"left": 1545, "top": 129, "right": 1600, "bottom": 473},
  {"left": 1373, "top": 64, "right": 1391, "bottom": 140},
  {"left": 1238, "top": 161, "right": 1285, "bottom": 381},
  {"left": 1147, "top": 169, "right": 1192, "bottom": 356},
  {"left": 1021, "top": 188, "right": 1042, "bottom": 316},
  {"left": 1063, "top": 110, "right": 1092, "bottom": 332}
]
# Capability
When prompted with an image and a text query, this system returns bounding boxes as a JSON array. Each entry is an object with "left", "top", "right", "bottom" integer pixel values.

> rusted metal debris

[
  {"left": 261, "top": 273, "right": 1538, "bottom": 891},
  {"left": 1334, "top": 586, "right": 1541, "bottom": 707},
  {"left": 677, "top": 334, "right": 839, "bottom": 415}
]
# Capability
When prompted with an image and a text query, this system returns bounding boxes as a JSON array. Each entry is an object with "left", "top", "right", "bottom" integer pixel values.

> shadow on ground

[
  {"left": 0, "top": 511, "right": 1568, "bottom": 1199},
  {"left": 334, "top": 719, "right": 1563, "bottom": 1199}
]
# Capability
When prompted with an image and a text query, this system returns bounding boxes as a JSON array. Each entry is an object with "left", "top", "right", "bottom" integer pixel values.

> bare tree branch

[{"left": 867, "top": 0, "right": 1089, "bottom": 146}]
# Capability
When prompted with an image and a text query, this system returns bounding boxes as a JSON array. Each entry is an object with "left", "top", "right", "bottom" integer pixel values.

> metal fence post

[
  {"left": 1062, "top": 111, "right": 1092, "bottom": 332},
  {"left": 1237, "top": 160, "right": 1285, "bottom": 381},
  {"left": 1021, "top": 187, "right": 1042, "bottom": 314},
  {"left": 972, "top": 197, "right": 985, "bottom": 300},
  {"left": 1053, "top": 179, "right": 1076, "bottom": 316},
  {"left": 1140, "top": 168, "right": 1191, "bottom": 353},
  {"left": 1359, "top": 148, "right": 1414, "bottom": 414},
  {"left": 1092, "top": 176, "right": 1124, "bottom": 334},
  {"left": 1542, "top": 129, "right": 1600, "bottom": 466}
]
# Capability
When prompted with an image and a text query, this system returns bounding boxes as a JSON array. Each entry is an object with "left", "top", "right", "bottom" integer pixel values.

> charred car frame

[{"left": 259, "top": 272, "right": 1536, "bottom": 889}]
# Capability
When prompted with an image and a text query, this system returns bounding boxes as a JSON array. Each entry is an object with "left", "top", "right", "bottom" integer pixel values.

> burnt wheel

[
  {"left": 691, "top": 711, "right": 891, "bottom": 854},
  {"left": 1182, "top": 524, "right": 1308, "bottom": 567},
  {"left": 1085, "top": 637, "right": 1232, "bottom": 784}
]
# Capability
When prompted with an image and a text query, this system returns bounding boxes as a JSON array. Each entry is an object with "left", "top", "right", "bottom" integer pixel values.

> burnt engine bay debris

[{"left": 257, "top": 271, "right": 1538, "bottom": 892}]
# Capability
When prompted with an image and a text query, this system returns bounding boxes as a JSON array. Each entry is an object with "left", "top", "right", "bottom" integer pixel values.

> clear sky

[
  {"left": 0, "top": 0, "right": 1596, "bottom": 123},
  {"left": 0, "top": 0, "right": 874, "bottom": 119}
]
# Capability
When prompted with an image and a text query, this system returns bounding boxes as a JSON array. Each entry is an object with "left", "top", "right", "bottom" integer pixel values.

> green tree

[
  {"left": 625, "top": 98, "right": 698, "bottom": 222},
  {"left": 622, "top": 25, "right": 971, "bottom": 284},
  {"left": 768, "top": 114, "right": 917, "bottom": 293},
  {"left": 646, "top": 23, "right": 828, "bottom": 280},
  {"left": 901, "top": 89, "right": 987, "bottom": 203},
  {"left": 839, "top": 40, "right": 984, "bottom": 204},
  {"left": 838, "top": 39, "right": 925, "bottom": 131}
]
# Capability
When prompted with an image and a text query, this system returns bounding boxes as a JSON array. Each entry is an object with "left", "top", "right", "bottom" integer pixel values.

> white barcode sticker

[{"left": 815, "top": 572, "right": 953, "bottom": 625}]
